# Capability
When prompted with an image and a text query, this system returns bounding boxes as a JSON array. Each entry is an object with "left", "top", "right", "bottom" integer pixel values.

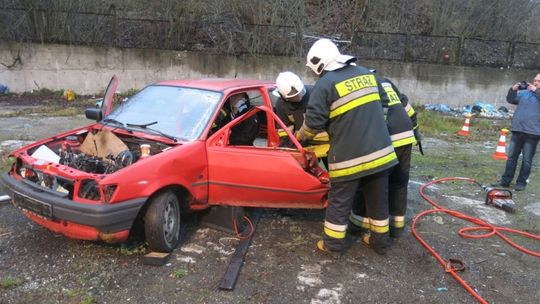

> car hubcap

[{"left": 163, "top": 197, "right": 178, "bottom": 245}]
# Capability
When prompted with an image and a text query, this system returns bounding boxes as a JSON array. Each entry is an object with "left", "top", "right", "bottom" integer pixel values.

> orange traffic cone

[
  {"left": 458, "top": 113, "right": 472, "bottom": 136},
  {"left": 492, "top": 128, "right": 509, "bottom": 160}
]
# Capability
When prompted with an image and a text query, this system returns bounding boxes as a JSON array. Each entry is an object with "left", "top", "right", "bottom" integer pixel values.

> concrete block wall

[{"left": 0, "top": 42, "right": 537, "bottom": 107}]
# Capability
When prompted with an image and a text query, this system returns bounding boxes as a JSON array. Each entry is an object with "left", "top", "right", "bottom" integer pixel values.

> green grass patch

[
  {"left": 171, "top": 267, "right": 188, "bottom": 279},
  {"left": 0, "top": 106, "right": 82, "bottom": 118},
  {"left": 416, "top": 108, "right": 508, "bottom": 142},
  {"left": 116, "top": 243, "right": 147, "bottom": 256},
  {"left": 125, "top": 88, "right": 139, "bottom": 97},
  {"left": 0, "top": 277, "right": 24, "bottom": 289},
  {"left": 21, "top": 88, "right": 64, "bottom": 97},
  {"left": 80, "top": 296, "right": 96, "bottom": 304},
  {"left": 64, "top": 289, "right": 80, "bottom": 298},
  {"left": 0, "top": 154, "right": 15, "bottom": 173}
]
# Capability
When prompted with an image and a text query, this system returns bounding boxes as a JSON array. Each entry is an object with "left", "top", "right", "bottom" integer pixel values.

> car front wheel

[{"left": 144, "top": 191, "right": 181, "bottom": 252}]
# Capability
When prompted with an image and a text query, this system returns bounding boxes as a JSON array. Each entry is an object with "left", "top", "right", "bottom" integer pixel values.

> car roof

[{"left": 155, "top": 78, "right": 275, "bottom": 92}]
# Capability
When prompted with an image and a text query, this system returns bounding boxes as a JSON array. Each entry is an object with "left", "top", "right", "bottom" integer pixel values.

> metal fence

[
  {"left": 2, "top": 5, "right": 540, "bottom": 69},
  {"left": 354, "top": 31, "right": 540, "bottom": 69}
]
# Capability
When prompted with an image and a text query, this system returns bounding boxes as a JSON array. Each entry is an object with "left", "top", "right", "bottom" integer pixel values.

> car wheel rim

[{"left": 163, "top": 197, "right": 179, "bottom": 245}]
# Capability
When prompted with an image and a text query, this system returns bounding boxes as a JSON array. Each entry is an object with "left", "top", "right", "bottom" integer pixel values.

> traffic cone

[
  {"left": 492, "top": 128, "right": 509, "bottom": 160},
  {"left": 458, "top": 113, "right": 472, "bottom": 136}
]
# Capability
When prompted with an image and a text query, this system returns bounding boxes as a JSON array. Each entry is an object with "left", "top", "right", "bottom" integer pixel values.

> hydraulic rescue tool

[{"left": 481, "top": 186, "right": 517, "bottom": 213}]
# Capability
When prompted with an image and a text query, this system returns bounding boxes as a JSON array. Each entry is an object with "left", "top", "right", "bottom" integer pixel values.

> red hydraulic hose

[{"left": 412, "top": 177, "right": 540, "bottom": 304}]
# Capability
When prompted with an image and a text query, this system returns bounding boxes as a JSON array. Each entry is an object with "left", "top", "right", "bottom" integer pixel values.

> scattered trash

[
  {"left": 462, "top": 101, "right": 511, "bottom": 118},
  {"left": 0, "top": 84, "right": 8, "bottom": 94},
  {"left": 436, "top": 287, "right": 448, "bottom": 292},
  {"left": 424, "top": 103, "right": 453, "bottom": 113},
  {"left": 423, "top": 101, "right": 513, "bottom": 118},
  {"left": 0, "top": 195, "right": 11, "bottom": 203},
  {"left": 432, "top": 216, "right": 444, "bottom": 225},
  {"left": 63, "top": 89, "right": 75, "bottom": 102}
]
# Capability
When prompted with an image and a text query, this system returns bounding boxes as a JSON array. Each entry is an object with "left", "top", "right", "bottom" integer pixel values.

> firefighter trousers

[
  {"left": 324, "top": 169, "right": 390, "bottom": 252},
  {"left": 351, "top": 144, "right": 412, "bottom": 238}
]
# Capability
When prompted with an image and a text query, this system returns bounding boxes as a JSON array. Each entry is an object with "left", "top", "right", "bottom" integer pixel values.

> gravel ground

[{"left": 1, "top": 101, "right": 539, "bottom": 304}]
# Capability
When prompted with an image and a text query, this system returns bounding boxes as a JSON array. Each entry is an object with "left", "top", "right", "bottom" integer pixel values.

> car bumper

[{"left": 1, "top": 173, "right": 146, "bottom": 242}]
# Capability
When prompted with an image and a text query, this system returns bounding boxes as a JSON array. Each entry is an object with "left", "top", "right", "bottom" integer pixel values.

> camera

[{"left": 518, "top": 81, "right": 529, "bottom": 90}]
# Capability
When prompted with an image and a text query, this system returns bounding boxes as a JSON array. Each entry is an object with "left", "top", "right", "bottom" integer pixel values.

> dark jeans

[{"left": 501, "top": 131, "right": 540, "bottom": 186}]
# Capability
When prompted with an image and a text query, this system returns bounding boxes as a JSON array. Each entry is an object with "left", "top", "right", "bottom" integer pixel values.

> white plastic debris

[{"left": 31, "top": 145, "right": 60, "bottom": 164}]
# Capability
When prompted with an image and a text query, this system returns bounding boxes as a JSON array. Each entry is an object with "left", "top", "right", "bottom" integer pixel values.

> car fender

[{"left": 102, "top": 142, "right": 209, "bottom": 206}]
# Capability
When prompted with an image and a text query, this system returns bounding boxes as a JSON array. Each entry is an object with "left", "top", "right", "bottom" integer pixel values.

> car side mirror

[{"left": 85, "top": 108, "right": 103, "bottom": 122}]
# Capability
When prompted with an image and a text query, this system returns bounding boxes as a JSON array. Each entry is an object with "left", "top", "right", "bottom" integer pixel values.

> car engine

[
  {"left": 28, "top": 130, "right": 170, "bottom": 175},
  {"left": 59, "top": 148, "right": 134, "bottom": 174}
]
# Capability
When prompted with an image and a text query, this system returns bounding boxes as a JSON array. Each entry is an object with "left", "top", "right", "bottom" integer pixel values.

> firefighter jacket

[
  {"left": 275, "top": 85, "right": 313, "bottom": 138},
  {"left": 379, "top": 78, "right": 416, "bottom": 148},
  {"left": 394, "top": 85, "right": 419, "bottom": 133},
  {"left": 301, "top": 64, "right": 398, "bottom": 182}
]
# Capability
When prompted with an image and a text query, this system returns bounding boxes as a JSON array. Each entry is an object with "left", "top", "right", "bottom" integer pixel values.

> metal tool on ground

[
  {"left": 457, "top": 113, "right": 472, "bottom": 136},
  {"left": 492, "top": 128, "right": 509, "bottom": 160},
  {"left": 219, "top": 208, "right": 261, "bottom": 291},
  {"left": 482, "top": 186, "right": 516, "bottom": 213}
]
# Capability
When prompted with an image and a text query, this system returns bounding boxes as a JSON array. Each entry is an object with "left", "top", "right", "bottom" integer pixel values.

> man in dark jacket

[
  {"left": 494, "top": 74, "right": 540, "bottom": 191},
  {"left": 297, "top": 39, "right": 398, "bottom": 255}
]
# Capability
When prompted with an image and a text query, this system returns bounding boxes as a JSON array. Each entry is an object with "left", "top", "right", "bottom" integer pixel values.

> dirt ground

[{"left": 1, "top": 98, "right": 539, "bottom": 304}]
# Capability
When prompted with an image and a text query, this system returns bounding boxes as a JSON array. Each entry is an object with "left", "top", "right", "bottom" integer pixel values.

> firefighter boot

[
  {"left": 389, "top": 216, "right": 405, "bottom": 239},
  {"left": 362, "top": 231, "right": 393, "bottom": 255},
  {"left": 316, "top": 238, "right": 352, "bottom": 257},
  {"left": 389, "top": 226, "right": 404, "bottom": 239}
]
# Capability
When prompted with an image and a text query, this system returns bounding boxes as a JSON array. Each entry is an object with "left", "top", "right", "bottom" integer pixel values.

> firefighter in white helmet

[
  {"left": 296, "top": 38, "right": 397, "bottom": 255},
  {"left": 273, "top": 71, "right": 310, "bottom": 142},
  {"left": 273, "top": 72, "right": 330, "bottom": 168}
]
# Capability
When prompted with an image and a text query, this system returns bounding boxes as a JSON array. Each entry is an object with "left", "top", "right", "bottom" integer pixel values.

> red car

[{"left": 1, "top": 76, "right": 329, "bottom": 252}]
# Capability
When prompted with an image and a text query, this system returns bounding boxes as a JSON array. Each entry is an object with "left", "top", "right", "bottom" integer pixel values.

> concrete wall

[{"left": 0, "top": 42, "right": 537, "bottom": 107}]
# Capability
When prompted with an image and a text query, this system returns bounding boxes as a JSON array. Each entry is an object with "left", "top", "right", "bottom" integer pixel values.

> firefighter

[
  {"left": 296, "top": 39, "right": 398, "bottom": 255},
  {"left": 273, "top": 71, "right": 312, "bottom": 145},
  {"left": 273, "top": 72, "right": 329, "bottom": 168},
  {"left": 350, "top": 76, "right": 419, "bottom": 240}
]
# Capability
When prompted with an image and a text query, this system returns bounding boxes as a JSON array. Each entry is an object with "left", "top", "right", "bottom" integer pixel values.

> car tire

[{"left": 144, "top": 191, "right": 181, "bottom": 253}]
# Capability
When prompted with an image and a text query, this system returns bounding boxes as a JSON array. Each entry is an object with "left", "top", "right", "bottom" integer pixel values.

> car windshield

[{"left": 105, "top": 85, "right": 222, "bottom": 141}]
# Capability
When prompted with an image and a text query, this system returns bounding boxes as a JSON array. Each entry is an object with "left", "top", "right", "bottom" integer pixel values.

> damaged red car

[{"left": 1, "top": 76, "right": 329, "bottom": 252}]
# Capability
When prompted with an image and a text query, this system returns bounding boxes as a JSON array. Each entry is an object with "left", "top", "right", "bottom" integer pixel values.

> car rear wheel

[{"left": 144, "top": 191, "right": 181, "bottom": 252}]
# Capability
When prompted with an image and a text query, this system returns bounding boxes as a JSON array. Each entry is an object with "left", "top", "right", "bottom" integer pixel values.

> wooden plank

[{"left": 219, "top": 208, "right": 262, "bottom": 291}]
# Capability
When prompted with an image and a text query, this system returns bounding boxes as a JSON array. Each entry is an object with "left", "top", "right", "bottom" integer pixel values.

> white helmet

[
  {"left": 272, "top": 71, "right": 306, "bottom": 99},
  {"left": 306, "top": 39, "right": 356, "bottom": 75}
]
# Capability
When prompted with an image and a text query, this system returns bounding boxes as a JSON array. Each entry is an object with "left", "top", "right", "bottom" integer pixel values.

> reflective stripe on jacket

[{"left": 380, "top": 79, "right": 416, "bottom": 148}]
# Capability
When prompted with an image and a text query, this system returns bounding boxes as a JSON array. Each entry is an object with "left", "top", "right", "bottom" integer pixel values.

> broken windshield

[{"left": 105, "top": 85, "right": 222, "bottom": 141}]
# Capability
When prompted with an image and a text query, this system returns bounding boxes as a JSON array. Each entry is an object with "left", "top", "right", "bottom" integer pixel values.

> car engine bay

[{"left": 14, "top": 129, "right": 174, "bottom": 201}]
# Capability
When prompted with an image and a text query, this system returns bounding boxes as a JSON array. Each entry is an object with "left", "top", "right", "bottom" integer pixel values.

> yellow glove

[
  {"left": 295, "top": 130, "right": 307, "bottom": 142},
  {"left": 295, "top": 124, "right": 317, "bottom": 142}
]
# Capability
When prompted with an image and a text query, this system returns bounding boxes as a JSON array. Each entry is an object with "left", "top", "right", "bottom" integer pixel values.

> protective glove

[{"left": 295, "top": 129, "right": 308, "bottom": 142}]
